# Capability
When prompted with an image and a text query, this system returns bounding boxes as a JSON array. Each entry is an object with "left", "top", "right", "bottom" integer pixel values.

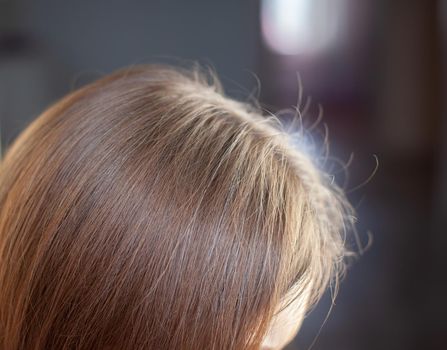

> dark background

[{"left": 1, "top": 1, "right": 446, "bottom": 349}]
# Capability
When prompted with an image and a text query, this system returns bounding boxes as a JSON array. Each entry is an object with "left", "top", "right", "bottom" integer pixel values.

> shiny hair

[{"left": 0, "top": 63, "right": 355, "bottom": 349}]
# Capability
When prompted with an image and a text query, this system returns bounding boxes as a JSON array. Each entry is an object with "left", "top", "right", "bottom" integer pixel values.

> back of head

[{"left": 0, "top": 64, "right": 354, "bottom": 349}]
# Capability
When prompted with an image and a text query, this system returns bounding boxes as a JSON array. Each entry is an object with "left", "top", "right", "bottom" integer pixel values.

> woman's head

[{"left": 0, "top": 64, "right": 354, "bottom": 349}]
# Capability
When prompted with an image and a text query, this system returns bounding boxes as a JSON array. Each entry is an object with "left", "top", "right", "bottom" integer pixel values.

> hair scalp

[{"left": 0, "top": 63, "right": 355, "bottom": 349}]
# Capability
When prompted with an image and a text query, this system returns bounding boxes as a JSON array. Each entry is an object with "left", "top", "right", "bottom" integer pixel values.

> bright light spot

[{"left": 261, "top": 0, "right": 346, "bottom": 55}]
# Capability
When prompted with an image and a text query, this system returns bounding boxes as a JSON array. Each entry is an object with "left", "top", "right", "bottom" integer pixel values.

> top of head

[{"left": 0, "top": 63, "right": 354, "bottom": 350}]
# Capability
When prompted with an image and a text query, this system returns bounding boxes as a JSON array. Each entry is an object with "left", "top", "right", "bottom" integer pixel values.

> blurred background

[{"left": 0, "top": 0, "right": 445, "bottom": 349}]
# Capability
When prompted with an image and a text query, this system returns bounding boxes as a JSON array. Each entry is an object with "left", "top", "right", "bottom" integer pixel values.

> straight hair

[{"left": 0, "top": 63, "right": 355, "bottom": 349}]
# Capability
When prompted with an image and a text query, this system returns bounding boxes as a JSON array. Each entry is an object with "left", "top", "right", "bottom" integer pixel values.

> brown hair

[{"left": 0, "top": 63, "right": 354, "bottom": 349}]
